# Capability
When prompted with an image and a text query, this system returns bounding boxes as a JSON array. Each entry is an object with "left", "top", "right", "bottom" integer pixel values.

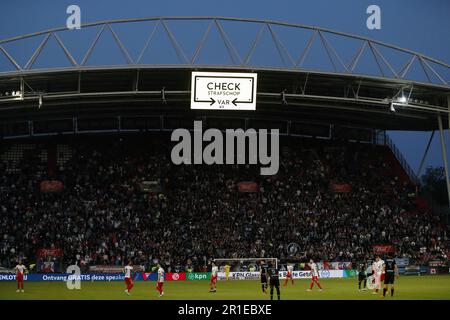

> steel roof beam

[
  {"left": 24, "top": 33, "right": 51, "bottom": 70},
  {"left": 81, "top": 24, "right": 106, "bottom": 66},
  {"left": 243, "top": 24, "right": 265, "bottom": 66},
  {"left": 136, "top": 20, "right": 160, "bottom": 64},
  {"left": 296, "top": 30, "right": 317, "bottom": 68},
  {"left": 161, "top": 19, "right": 189, "bottom": 64},
  {"left": 214, "top": 19, "right": 242, "bottom": 65},
  {"left": 0, "top": 16, "right": 446, "bottom": 69},
  {"left": 108, "top": 24, "right": 134, "bottom": 64},
  {"left": 0, "top": 45, "right": 22, "bottom": 70},
  {"left": 0, "top": 17, "right": 447, "bottom": 86}
]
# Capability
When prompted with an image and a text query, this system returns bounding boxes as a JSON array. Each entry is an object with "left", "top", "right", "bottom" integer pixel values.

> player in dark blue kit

[
  {"left": 383, "top": 258, "right": 398, "bottom": 298},
  {"left": 358, "top": 262, "right": 368, "bottom": 291},
  {"left": 260, "top": 260, "right": 269, "bottom": 294},
  {"left": 267, "top": 261, "right": 280, "bottom": 300}
]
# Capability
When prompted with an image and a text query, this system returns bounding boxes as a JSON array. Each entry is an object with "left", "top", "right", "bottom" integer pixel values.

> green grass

[{"left": 1, "top": 275, "right": 449, "bottom": 300}]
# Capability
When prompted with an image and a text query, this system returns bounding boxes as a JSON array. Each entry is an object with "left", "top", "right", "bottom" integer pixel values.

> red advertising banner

[
  {"left": 330, "top": 183, "right": 352, "bottom": 193},
  {"left": 40, "top": 180, "right": 64, "bottom": 193},
  {"left": 429, "top": 260, "right": 446, "bottom": 267},
  {"left": 237, "top": 181, "right": 258, "bottom": 193},
  {"left": 40, "top": 261, "right": 55, "bottom": 273},
  {"left": 165, "top": 272, "right": 186, "bottom": 281},
  {"left": 37, "top": 248, "right": 63, "bottom": 257},
  {"left": 372, "top": 245, "right": 395, "bottom": 254}
]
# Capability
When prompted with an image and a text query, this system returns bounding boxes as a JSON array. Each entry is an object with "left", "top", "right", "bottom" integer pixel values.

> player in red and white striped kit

[
  {"left": 15, "top": 261, "right": 27, "bottom": 293},
  {"left": 209, "top": 262, "right": 218, "bottom": 292},
  {"left": 284, "top": 264, "right": 294, "bottom": 286},
  {"left": 372, "top": 256, "right": 384, "bottom": 295},
  {"left": 123, "top": 261, "right": 134, "bottom": 295},
  {"left": 156, "top": 264, "right": 165, "bottom": 297},
  {"left": 307, "top": 259, "right": 322, "bottom": 291}
]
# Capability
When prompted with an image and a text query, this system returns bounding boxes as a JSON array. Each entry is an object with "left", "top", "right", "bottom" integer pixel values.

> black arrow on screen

[
  {"left": 194, "top": 97, "right": 215, "bottom": 105},
  {"left": 232, "top": 98, "right": 253, "bottom": 106}
]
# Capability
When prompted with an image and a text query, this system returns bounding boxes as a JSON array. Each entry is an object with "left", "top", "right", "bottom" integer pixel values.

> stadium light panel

[{"left": 398, "top": 95, "right": 407, "bottom": 103}]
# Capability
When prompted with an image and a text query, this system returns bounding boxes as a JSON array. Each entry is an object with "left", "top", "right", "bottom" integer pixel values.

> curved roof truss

[{"left": 0, "top": 16, "right": 448, "bottom": 87}]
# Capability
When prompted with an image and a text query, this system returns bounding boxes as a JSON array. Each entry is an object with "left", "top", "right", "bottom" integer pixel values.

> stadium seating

[{"left": 0, "top": 135, "right": 448, "bottom": 272}]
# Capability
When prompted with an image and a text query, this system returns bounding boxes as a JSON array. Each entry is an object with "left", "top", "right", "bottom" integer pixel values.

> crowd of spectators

[{"left": 0, "top": 135, "right": 448, "bottom": 272}]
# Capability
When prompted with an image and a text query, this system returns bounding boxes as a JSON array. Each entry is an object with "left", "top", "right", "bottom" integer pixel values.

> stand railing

[{"left": 374, "top": 130, "right": 419, "bottom": 185}]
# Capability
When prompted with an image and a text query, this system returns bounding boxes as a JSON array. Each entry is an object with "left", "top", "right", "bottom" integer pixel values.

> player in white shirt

[
  {"left": 123, "top": 261, "right": 134, "bottom": 295},
  {"left": 15, "top": 261, "right": 27, "bottom": 293},
  {"left": 156, "top": 264, "right": 165, "bottom": 297},
  {"left": 371, "top": 256, "right": 385, "bottom": 295},
  {"left": 284, "top": 264, "right": 294, "bottom": 286},
  {"left": 210, "top": 262, "right": 218, "bottom": 292},
  {"left": 307, "top": 259, "right": 323, "bottom": 291}
]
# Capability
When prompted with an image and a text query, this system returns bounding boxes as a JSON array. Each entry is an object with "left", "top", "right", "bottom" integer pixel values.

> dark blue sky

[{"left": 0, "top": 0, "right": 449, "bottom": 176}]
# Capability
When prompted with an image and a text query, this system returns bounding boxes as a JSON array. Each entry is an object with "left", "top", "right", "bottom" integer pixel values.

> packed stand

[{"left": 0, "top": 135, "right": 448, "bottom": 272}]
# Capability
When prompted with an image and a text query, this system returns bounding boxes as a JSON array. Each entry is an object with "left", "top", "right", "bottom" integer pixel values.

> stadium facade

[
  {"left": 0, "top": 17, "right": 449, "bottom": 272},
  {"left": 0, "top": 18, "right": 449, "bottom": 179}
]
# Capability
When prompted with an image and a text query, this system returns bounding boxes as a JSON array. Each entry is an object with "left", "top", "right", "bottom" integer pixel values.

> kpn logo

[
  {"left": 171, "top": 121, "right": 279, "bottom": 175},
  {"left": 188, "top": 273, "right": 209, "bottom": 280}
]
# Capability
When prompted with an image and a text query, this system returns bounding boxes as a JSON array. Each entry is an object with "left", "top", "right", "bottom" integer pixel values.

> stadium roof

[{"left": 0, "top": 17, "right": 449, "bottom": 134}]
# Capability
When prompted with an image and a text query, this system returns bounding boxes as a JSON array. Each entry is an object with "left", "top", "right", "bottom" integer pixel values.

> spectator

[{"left": 0, "top": 136, "right": 448, "bottom": 271}]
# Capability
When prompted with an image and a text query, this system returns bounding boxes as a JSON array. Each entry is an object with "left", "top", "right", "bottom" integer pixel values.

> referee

[
  {"left": 267, "top": 261, "right": 280, "bottom": 300},
  {"left": 383, "top": 257, "right": 398, "bottom": 298}
]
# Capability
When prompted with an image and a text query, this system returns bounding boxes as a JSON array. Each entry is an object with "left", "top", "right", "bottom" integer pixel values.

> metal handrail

[{"left": 384, "top": 133, "right": 420, "bottom": 185}]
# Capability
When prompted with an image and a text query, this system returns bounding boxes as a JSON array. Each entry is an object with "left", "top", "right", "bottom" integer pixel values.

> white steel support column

[
  {"left": 416, "top": 130, "right": 435, "bottom": 179},
  {"left": 437, "top": 113, "right": 450, "bottom": 208}
]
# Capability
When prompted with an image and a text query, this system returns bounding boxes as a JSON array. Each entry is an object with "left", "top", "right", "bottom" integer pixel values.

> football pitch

[{"left": 0, "top": 275, "right": 449, "bottom": 300}]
